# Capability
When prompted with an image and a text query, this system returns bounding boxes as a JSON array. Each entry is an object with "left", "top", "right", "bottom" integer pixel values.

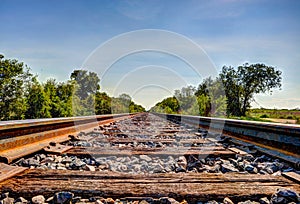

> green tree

[
  {"left": 25, "top": 78, "right": 51, "bottom": 119},
  {"left": 0, "top": 55, "right": 33, "bottom": 120},
  {"left": 95, "top": 92, "right": 112, "bottom": 114},
  {"left": 174, "top": 85, "right": 197, "bottom": 114},
  {"left": 70, "top": 70, "right": 100, "bottom": 100},
  {"left": 43, "top": 79, "right": 74, "bottom": 117},
  {"left": 56, "top": 81, "right": 74, "bottom": 117},
  {"left": 44, "top": 79, "right": 60, "bottom": 117},
  {"left": 129, "top": 101, "right": 146, "bottom": 113},
  {"left": 195, "top": 77, "right": 226, "bottom": 117},
  {"left": 70, "top": 70, "right": 100, "bottom": 116},
  {"left": 220, "top": 63, "right": 282, "bottom": 116},
  {"left": 150, "top": 97, "right": 179, "bottom": 114}
]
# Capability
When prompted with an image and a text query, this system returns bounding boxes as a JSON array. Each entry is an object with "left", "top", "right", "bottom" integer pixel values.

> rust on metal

[
  {"left": 43, "top": 143, "right": 74, "bottom": 154},
  {"left": 156, "top": 113, "right": 300, "bottom": 167},
  {"left": 228, "top": 147, "right": 249, "bottom": 156},
  {"left": 0, "top": 114, "right": 134, "bottom": 163},
  {"left": 282, "top": 172, "right": 300, "bottom": 184},
  {"left": 0, "top": 163, "right": 27, "bottom": 183},
  {"left": 1, "top": 170, "right": 299, "bottom": 201}
]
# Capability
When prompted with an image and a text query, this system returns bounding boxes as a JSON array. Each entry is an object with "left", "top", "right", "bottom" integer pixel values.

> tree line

[
  {"left": 150, "top": 63, "right": 282, "bottom": 117},
  {"left": 0, "top": 55, "right": 145, "bottom": 120},
  {"left": 1, "top": 54, "right": 282, "bottom": 120}
]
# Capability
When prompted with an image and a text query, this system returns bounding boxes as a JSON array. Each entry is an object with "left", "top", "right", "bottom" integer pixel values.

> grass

[
  {"left": 246, "top": 108, "right": 300, "bottom": 124},
  {"left": 228, "top": 115, "right": 273, "bottom": 122}
]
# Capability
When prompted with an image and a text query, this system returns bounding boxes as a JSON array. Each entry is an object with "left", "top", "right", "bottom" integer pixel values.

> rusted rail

[
  {"left": 0, "top": 112, "right": 299, "bottom": 203},
  {"left": 155, "top": 113, "right": 300, "bottom": 167},
  {"left": 0, "top": 113, "right": 135, "bottom": 163}
]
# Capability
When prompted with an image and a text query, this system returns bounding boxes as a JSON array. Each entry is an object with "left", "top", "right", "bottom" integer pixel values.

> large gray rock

[
  {"left": 1, "top": 197, "right": 14, "bottom": 204},
  {"left": 14, "top": 197, "right": 28, "bottom": 204},
  {"left": 139, "top": 155, "right": 152, "bottom": 162},
  {"left": 259, "top": 197, "right": 270, "bottom": 204},
  {"left": 31, "top": 195, "right": 45, "bottom": 204},
  {"left": 221, "top": 164, "right": 239, "bottom": 173},
  {"left": 271, "top": 188, "right": 300, "bottom": 203},
  {"left": 177, "top": 156, "right": 187, "bottom": 169},
  {"left": 159, "top": 197, "right": 179, "bottom": 204},
  {"left": 53, "top": 192, "right": 74, "bottom": 204},
  {"left": 244, "top": 164, "right": 258, "bottom": 174},
  {"left": 223, "top": 197, "right": 234, "bottom": 204}
]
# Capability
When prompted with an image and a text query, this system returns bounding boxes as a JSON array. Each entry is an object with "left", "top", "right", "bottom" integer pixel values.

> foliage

[
  {"left": 0, "top": 55, "right": 33, "bottom": 120},
  {"left": 195, "top": 77, "right": 227, "bottom": 117},
  {"left": 43, "top": 79, "right": 73, "bottom": 117},
  {"left": 70, "top": 70, "right": 100, "bottom": 100},
  {"left": 249, "top": 108, "right": 300, "bottom": 124},
  {"left": 151, "top": 77, "right": 226, "bottom": 117},
  {"left": 70, "top": 70, "right": 100, "bottom": 116},
  {"left": 0, "top": 55, "right": 146, "bottom": 120},
  {"left": 174, "top": 85, "right": 198, "bottom": 115},
  {"left": 150, "top": 97, "right": 179, "bottom": 114},
  {"left": 220, "top": 63, "right": 282, "bottom": 116},
  {"left": 95, "top": 92, "right": 112, "bottom": 114},
  {"left": 111, "top": 93, "right": 146, "bottom": 114},
  {"left": 25, "top": 78, "right": 51, "bottom": 119}
]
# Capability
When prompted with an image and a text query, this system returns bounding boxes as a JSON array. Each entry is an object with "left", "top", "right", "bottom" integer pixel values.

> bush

[
  {"left": 286, "top": 115, "right": 293, "bottom": 119},
  {"left": 260, "top": 114, "right": 269, "bottom": 118}
]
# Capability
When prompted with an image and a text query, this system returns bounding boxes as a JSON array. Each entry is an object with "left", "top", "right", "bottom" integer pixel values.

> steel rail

[
  {"left": 154, "top": 113, "right": 300, "bottom": 167},
  {"left": 0, "top": 113, "right": 136, "bottom": 163}
]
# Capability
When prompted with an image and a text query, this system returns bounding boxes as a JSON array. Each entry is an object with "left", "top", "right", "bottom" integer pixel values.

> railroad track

[{"left": 0, "top": 113, "right": 299, "bottom": 203}]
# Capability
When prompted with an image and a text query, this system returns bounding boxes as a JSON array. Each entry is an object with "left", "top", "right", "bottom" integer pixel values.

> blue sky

[{"left": 1, "top": 0, "right": 300, "bottom": 109}]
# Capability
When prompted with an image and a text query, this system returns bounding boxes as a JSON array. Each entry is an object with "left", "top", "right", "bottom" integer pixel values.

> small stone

[
  {"left": 1, "top": 193, "right": 9, "bottom": 199},
  {"left": 175, "top": 166, "right": 186, "bottom": 173},
  {"left": 221, "top": 164, "right": 239, "bottom": 173},
  {"left": 61, "top": 157, "right": 73, "bottom": 164},
  {"left": 177, "top": 156, "right": 187, "bottom": 169},
  {"left": 27, "top": 158, "right": 40, "bottom": 167},
  {"left": 14, "top": 197, "right": 28, "bottom": 204},
  {"left": 46, "top": 197, "right": 54, "bottom": 203},
  {"left": 85, "top": 165, "right": 96, "bottom": 171},
  {"left": 228, "top": 158, "right": 238, "bottom": 167},
  {"left": 207, "top": 164, "right": 220, "bottom": 173},
  {"left": 244, "top": 164, "right": 258, "bottom": 174},
  {"left": 105, "top": 198, "right": 114, "bottom": 204},
  {"left": 152, "top": 164, "right": 164, "bottom": 173},
  {"left": 53, "top": 191, "right": 74, "bottom": 204},
  {"left": 259, "top": 197, "right": 270, "bottom": 204},
  {"left": 41, "top": 157, "right": 55, "bottom": 164},
  {"left": 1, "top": 197, "right": 14, "bottom": 204},
  {"left": 57, "top": 166, "right": 67, "bottom": 170},
  {"left": 118, "top": 164, "right": 128, "bottom": 172},
  {"left": 139, "top": 200, "right": 149, "bottom": 204},
  {"left": 72, "top": 196, "right": 81, "bottom": 203},
  {"left": 265, "top": 163, "right": 279, "bottom": 173},
  {"left": 238, "top": 201, "right": 259, "bottom": 204},
  {"left": 139, "top": 155, "right": 152, "bottom": 162},
  {"left": 272, "top": 188, "right": 300, "bottom": 202},
  {"left": 243, "top": 154, "right": 254, "bottom": 161},
  {"left": 206, "top": 200, "right": 218, "bottom": 204},
  {"left": 159, "top": 197, "right": 179, "bottom": 204},
  {"left": 180, "top": 200, "right": 188, "bottom": 204},
  {"left": 72, "top": 159, "right": 86, "bottom": 169},
  {"left": 223, "top": 197, "right": 234, "bottom": 204},
  {"left": 270, "top": 196, "right": 287, "bottom": 204},
  {"left": 259, "top": 170, "right": 268, "bottom": 175},
  {"left": 95, "top": 200, "right": 103, "bottom": 204},
  {"left": 31, "top": 195, "right": 45, "bottom": 204}
]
